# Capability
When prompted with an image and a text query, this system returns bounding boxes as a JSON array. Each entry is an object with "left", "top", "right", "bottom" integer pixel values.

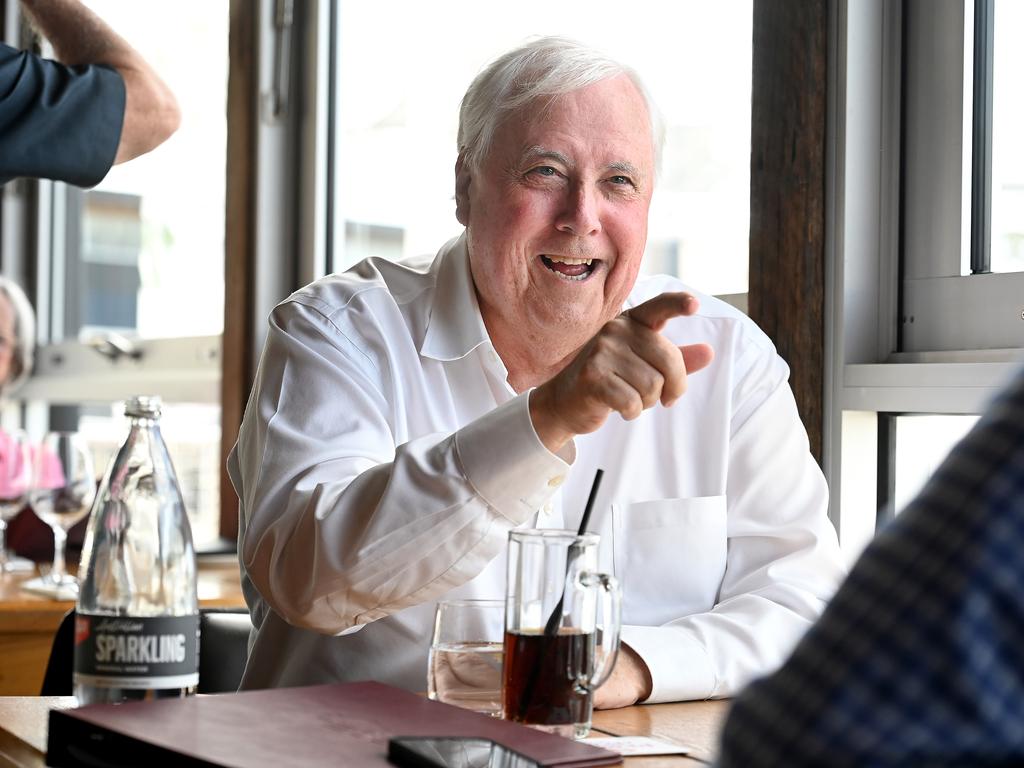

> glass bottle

[{"left": 74, "top": 395, "right": 199, "bottom": 704}]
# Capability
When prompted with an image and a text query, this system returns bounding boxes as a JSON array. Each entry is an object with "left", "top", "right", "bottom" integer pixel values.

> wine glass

[
  {"left": 0, "top": 429, "right": 31, "bottom": 572},
  {"left": 29, "top": 432, "right": 97, "bottom": 592}
]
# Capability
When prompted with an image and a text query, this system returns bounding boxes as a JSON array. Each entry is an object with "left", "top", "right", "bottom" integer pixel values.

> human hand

[
  {"left": 529, "top": 292, "right": 715, "bottom": 452},
  {"left": 593, "top": 642, "right": 653, "bottom": 710}
]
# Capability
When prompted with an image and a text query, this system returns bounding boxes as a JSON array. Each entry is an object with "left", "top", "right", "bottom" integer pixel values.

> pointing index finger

[{"left": 625, "top": 292, "right": 699, "bottom": 331}]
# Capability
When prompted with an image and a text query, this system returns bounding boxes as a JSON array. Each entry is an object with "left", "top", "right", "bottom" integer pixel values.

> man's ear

[{"left": 455, "top": 154, "right": 471, "bottom": 226}]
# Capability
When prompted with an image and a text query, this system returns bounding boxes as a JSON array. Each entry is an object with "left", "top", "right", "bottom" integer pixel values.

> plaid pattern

[{"left": 717, "top": 367, "right": 1024, "bottom": 767}]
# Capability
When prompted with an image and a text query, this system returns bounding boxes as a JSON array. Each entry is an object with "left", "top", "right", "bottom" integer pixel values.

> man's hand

[
  {"left": 593, "top": 642, "right": 653, "bottom": 710},
  {"left": 530, "top": 292, "right": 715, "bottom": 453}
]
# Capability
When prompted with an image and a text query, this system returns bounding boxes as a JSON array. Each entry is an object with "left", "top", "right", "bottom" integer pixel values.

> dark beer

[{"left": 502, "top": 629, "right": 595, "bottom": 726}]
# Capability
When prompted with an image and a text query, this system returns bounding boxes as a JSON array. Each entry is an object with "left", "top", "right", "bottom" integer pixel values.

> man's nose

[{"left": 555, "top": 183, "right": 602, "bottom": 236}]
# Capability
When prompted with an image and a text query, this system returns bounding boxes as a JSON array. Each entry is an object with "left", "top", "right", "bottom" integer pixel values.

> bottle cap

[{"left": 125, "top": 395, "right": 162, "bottom": 419}]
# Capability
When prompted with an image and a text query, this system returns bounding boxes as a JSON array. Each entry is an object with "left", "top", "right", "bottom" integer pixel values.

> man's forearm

[
  {"left": 593, "top": 643, "right": 654, "bottom": 710},
  {"left": 20, "top": 0, "right": 180, "bottom": 164},
  {"left": 20, "top": 0, "right": 132, "bottom": 68}
]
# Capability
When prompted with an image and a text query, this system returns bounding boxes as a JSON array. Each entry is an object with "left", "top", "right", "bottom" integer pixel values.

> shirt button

[
  {"left": 541, "top": 503, "right": 553, "bottom": 516},
  {"left": 548, "top": 475, "right": 564, "bottom": 488}
]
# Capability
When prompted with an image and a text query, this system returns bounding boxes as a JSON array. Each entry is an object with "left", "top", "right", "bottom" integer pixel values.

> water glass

[{"left": 427, "top": 598, "right": 504, "bottom": 717}]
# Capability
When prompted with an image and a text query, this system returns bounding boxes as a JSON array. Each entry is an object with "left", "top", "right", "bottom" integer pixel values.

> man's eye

[
  {"left": 609, "top": 175, "right": 634, "bottom": 186},
  {"left": 530, "top": 166, "right": 558, "bottom": 177}
]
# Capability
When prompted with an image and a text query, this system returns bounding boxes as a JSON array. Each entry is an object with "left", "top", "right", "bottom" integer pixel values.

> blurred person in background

[
  {"left": 0, "top": 277, "right": 35, "bottom": 568},
  {"left": 0, "top": 0, "right": 180, "bottom": 186},
  {"left": 0, "top": 277, "right": 33, "bottom": 396}
]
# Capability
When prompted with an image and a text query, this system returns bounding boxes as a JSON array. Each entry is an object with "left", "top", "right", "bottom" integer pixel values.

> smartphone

[{"left": 387, "top": 736, "right": 542, "bottom": 768}]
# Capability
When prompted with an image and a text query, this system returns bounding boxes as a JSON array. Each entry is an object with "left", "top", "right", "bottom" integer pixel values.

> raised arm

[{"left": 19, "top": 0, "right": 180, "bottom": 163}]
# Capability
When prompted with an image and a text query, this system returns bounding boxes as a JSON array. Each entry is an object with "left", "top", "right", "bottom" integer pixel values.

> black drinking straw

[
  {"left": 542, "top": 468, "right": 604, "bottom": 637},
  {"left": 516, "top": 468, "right": 604, "bottom": 719}
]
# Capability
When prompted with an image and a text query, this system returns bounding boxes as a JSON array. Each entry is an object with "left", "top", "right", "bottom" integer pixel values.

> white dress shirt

[{"left": 228, "top": 234, "right": 846, "bottom": 701}]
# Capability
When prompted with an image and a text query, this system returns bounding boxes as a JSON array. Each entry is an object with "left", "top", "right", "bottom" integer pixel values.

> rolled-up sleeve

[{"left": 0, "top": 43, "right": 124, "bottom": 186}]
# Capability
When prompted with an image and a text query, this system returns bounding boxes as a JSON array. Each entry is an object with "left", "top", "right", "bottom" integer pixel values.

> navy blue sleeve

[{"left": 0, "top": 42, "right": 125, "bottom": 187}]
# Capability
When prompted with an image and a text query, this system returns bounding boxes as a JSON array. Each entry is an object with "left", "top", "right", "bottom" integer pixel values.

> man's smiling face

[{"left": 456, "top": 74, "right": 655, "bottom": 374}]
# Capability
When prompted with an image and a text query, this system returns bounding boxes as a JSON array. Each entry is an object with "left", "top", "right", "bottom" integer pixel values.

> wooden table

[
  {"left": 0, "top": 556, "right": 245, "bottom": 696},
  {"left": 592, "top": 700, "right": 730, "bottom": 765},
  {"left": 0, "top": 696, "right": 730, "bottom": 767},
  {"left": 0, "top": 697, "right": 75, "bottom": 767}
]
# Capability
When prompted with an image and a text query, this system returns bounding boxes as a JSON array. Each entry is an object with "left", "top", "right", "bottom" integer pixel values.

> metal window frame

[
  {"left": 18, "top": 335, "right": 221, "bottom": 405},
  {"left": 825, "top": 0, "right": 1024, "bottom": 542},
  {"left": 899, "top": 0, "right": 1023, "bottom": 353},
  {"left": 970, "top": 0, "right": 994, "bottom": 274},
  {"left": 875, "top": 412, "right": 897, "bottom": 527}
]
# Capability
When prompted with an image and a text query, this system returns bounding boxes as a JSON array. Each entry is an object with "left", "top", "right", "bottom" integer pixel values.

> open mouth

[{"left": 539, "top": 255, "right": 598, "bottom": 282}]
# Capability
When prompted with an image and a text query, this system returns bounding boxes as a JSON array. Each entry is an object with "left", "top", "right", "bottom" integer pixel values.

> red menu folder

[{"left": 46, "top": 681, "right": 622, "bottom": 767}]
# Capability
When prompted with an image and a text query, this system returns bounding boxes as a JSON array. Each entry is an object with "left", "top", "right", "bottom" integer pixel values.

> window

[
  {"left": 900, "top": 0, "right": 1023, "bottom": 355},
  {"left": 826, "top": 0, "right": 1024, "bottom": 563},
  {"left": 330, "top": 0, "right": 753, "bottom": 297},
  {"left": 13, "top": 1, "right": 229, "bottom": 549},
  {"left": 892, "top": 413, "right": 978, "bottom": 513}
]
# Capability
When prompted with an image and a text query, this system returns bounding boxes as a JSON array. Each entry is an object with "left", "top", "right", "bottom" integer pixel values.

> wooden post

[
  {"left": 220, "top": 0, "right": 259, "bottom": 542},
  {"left": 749, "top": 0, "right": 829, "bottom": 463}
]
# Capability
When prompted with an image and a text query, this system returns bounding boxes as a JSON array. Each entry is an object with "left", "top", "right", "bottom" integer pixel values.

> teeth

[{"left": 544, "top": 256, "right": 593, "bottom": 266}]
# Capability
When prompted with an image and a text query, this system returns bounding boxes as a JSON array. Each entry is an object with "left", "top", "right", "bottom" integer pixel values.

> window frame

[
  {"left": 899, "top": 0, "right": 1024, "bottom": 354},
  {"left": 0, "top": 0, "right": 418, "bottom": 546},
  {"left": 824, "top": 0, "right": 1024, "bottom": 556},
  {"left": 0, "top": 0, "right": 262, "bottom": 546}
]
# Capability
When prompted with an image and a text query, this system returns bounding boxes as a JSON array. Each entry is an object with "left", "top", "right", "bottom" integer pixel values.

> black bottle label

[{"left": 73, "top": 613, "right": 200, "bottom": 689}]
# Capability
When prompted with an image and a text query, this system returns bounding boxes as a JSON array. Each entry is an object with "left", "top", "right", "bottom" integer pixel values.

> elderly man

[{"left": 229, "top": 37, "right": 845, "bottom": 707}]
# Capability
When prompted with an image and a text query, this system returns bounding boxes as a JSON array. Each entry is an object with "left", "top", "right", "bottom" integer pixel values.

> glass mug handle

[{"left": 572, "top": 571, "right": 622, "bottom": 691}]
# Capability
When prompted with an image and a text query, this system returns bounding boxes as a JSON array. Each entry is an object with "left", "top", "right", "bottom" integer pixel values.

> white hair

[
  {"left": 457, "top": 36, "right": 665, "bottom": 175},
  {"left": 0, "top": 276, "right": 34, "bottom": 396}
]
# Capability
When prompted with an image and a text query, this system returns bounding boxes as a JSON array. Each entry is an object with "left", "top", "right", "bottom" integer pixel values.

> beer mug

[{"left": 503, "top": 529, "right": 621, "bottom": 739}]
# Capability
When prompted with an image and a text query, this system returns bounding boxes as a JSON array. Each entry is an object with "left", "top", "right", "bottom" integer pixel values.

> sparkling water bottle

[{"left": 74, "top": 395, "right": 199, "bottom": 704}]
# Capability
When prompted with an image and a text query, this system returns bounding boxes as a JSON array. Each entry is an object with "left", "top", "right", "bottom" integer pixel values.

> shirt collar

[{"left": 420, "top": 232, "right": 492, "bottom": 361}]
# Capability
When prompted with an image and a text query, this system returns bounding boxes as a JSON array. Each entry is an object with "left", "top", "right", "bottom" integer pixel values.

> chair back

[{"left": 197, "top": 608, "right": 252, "bottom": 693}]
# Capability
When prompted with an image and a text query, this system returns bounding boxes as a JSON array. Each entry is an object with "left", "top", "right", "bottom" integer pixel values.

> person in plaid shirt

[{"left": 718, "top": 365, "right": 1024, "bottom": 767}]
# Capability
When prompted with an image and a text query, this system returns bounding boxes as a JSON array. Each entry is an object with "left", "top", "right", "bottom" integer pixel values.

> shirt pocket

[{"left": 611, "top": 496, "right": 727, "bottom": 626}]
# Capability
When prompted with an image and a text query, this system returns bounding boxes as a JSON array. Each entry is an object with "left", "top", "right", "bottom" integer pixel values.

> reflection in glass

[{"left": 78, "top": 403, "right": 221, "bottom": 548}]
